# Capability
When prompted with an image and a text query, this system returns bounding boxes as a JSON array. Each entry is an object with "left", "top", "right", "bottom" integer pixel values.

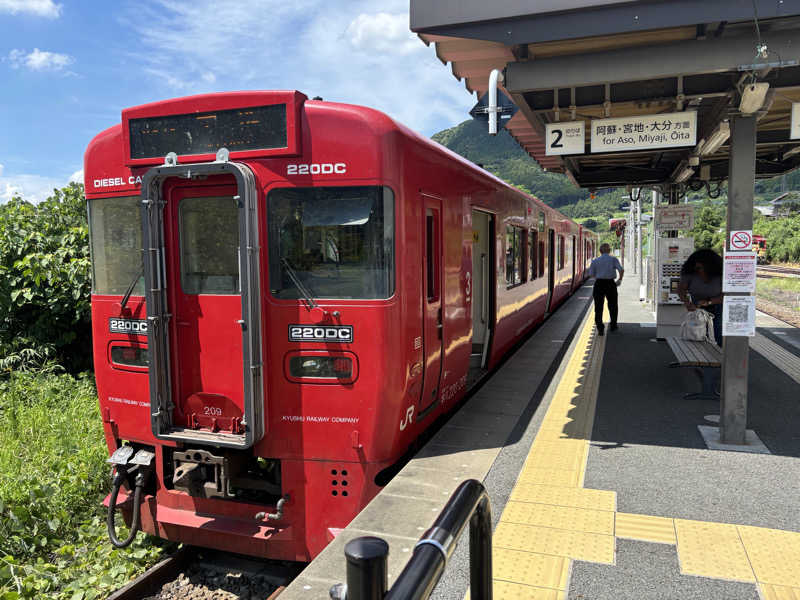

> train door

[
  {"left": 571, "top": 235, "right": 576, "bottom": 287},
  {"left": 470, "top": 210, "right": 493, "bottom": 370},
  {"left": 546, "top": 228, "right": 556, "bottom": 312},
  {"left": 166, "top": 184, "right": 247, "bottom": 438},
  {"left": 419, "top": 195, "right": 444, "bottom": 419}
]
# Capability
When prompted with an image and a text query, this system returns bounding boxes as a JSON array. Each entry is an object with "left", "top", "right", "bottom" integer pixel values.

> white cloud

[
  {"left": 0, "top": 163, "right": 4, "bottom": 177},
  {"left": 0, "top": 171, "right": 76, "bottom": 204},
  {"left": 0, "top": 0, "right": 61, "bottom": 18},
  {"left": 69, "top": 169, "right": 84, "bottom": 184},
  {"left": 346, "top": 13, "right": 420, "bottom": 55},
  {"left": 8, "top": 48, "right": 74, "bottom": 71},
  {"left": 125, "top": 0, "right": 472, "bottom": 136}
]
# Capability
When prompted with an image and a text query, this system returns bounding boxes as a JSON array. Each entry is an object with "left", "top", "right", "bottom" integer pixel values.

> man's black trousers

[{"left": 593, "top": 279, "right": 618, "bottom": 329}]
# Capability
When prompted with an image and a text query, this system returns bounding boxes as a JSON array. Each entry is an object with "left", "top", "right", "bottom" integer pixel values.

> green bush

[
  {"left": 0, "top": 184, "right": 92, "bottom": 374},
  {"left": 0, "top": 372, "right": 170, "bottom": 599},
  {"left": 755, "top": 214, "right": 800, "bottom": 263}
]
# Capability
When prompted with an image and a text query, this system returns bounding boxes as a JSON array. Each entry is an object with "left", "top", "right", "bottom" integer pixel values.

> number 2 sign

[{"left": 545, "top": 121, "right": 586, "bottom": 156}]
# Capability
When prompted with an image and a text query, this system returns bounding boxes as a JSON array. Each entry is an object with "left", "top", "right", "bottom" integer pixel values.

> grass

[
  {"left": 0, "top": 371, "right": 172, "bottom": 599},
  {"left": 757, "top": 277, "right": 800, "bottom": 313}
]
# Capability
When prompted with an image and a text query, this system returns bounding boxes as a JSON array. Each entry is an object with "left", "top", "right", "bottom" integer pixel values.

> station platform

[{"left": 281, "top": 275, "right": 800, "bottom": 600}]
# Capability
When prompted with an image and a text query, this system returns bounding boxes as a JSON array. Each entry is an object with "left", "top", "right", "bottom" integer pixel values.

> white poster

[
  {"left": 590, "top": 111, "right": 697, "bottom": 153},
  {"left": 792, "top": 102, "right": 800, "bottom": 140},
  {"left": 655, "top": 205, "right": 695, "bottom": 231},
  {"left": 722, "top": 296, "right": 756, "bottom": 337},
  {"left": 545, "top": 121, "right": 586, "bottom": 155},
  {"left": 723, "top": 251, "right": 757, "bottom": 293}
]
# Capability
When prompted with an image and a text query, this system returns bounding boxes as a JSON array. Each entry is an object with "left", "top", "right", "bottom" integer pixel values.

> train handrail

[{"left": 329, "top": 479, "right": 492, "bottom": 600}]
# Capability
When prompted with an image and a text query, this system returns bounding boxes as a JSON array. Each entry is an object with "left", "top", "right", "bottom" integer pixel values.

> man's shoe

[
  {"left": 597, "top": 326, "right": 605, "bottom": 336},
  {"left": 610, "top": 324, "right": 618, "bottom": 332}
]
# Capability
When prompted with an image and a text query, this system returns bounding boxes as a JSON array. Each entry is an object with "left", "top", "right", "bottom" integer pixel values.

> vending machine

[{"left": 656, "top": 237, "right": 694, "bottom": 338}]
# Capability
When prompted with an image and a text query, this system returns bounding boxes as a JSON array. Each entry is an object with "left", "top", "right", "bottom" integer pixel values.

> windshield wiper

[
  {"left": 120, "top": 266, "right": 144, "bottom": 312},
  {"left": 280, "top": 258, "right": 318, "bottom": 311}
]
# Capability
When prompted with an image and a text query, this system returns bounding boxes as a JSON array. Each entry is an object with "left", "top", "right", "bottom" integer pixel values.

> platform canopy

[{"left": 411, "top": 0, "right": 800, "bottom": 188}]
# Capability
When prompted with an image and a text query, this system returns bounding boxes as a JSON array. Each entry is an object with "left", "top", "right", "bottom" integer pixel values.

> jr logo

[{"left": 399, "top": 406, "right": 414, "bottom": 431}]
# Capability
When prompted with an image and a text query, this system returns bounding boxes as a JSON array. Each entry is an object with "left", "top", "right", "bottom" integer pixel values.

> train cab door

[
  {"left": 143, "top": 162, "right": 263, "bottom": 450},
  {"left": 470, "top": 210, "right": 493, "bottom": 370},
  {"left": 546, "top": 228, "right": 556, "bottom": 312},
  {"left": 166, "top": 183, "right": 247, "bottom": 438},
  {"left": 419, "top": 195, "right": 444, "bottom": 419}
]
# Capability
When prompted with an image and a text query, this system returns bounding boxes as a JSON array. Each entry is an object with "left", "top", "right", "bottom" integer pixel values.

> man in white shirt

[{"left": 587, "top": 243, "right": 624, "bottom": 336}]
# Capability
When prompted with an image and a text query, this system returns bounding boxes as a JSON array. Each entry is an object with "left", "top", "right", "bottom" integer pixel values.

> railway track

[
  {"left": 107, "top": 547, "right": 301, "bottom": 600},
  {"left": 757, "top": 265, "right": 800, "bottom": 278}
]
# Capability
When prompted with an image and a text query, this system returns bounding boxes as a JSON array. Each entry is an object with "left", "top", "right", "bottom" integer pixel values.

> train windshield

[
  {"left": 88, "top": 196, "right": 144, "bottom": 295},
  {"left": 267, "top": 186, "right": 394, "bottom": 300}
]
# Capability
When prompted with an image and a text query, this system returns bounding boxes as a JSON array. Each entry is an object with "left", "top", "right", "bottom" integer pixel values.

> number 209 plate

[{"left": 288, "top": 325, "right": 353, "bottom": 343}]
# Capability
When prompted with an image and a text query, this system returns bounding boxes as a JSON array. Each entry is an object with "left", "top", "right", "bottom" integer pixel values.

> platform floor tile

[
  {"left": 760, "top": 583, "right": 800, "bottom": 600},
  {"left": 467, "top": 581, "right": 562, "bottom": 600},
  {"left": 509, "top": 483, "right": 616, "bottom": 511},
  {"left": 494, "top": 521, "right": 615, "bottom": 564},
  {"left": 524, "top": 442, "right": 587, "bottom": 472},
  {"left": 738, "top": 525, "right": 800, "bottom": 587},
  {"left": 493, "top": 547, "right": 570, "bottom": 590},
  {"left": 614, "top": 512, "right": 676, "bottom": 544},
  {"left": 501, "top": 501, "right": 614, "bottom": 535},
  {"left": 516, "top": 466, "right": 581, "bottom": 487},
  {"left": 674, "top": 519, "right": 756, "bottom": 582}
]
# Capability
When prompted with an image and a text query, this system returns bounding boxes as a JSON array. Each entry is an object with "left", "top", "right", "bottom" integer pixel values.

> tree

[
  {"left": 0, "top": 183, "right": 92, "bottom": 372},
  {"left": 688, "top": 202, "right": 724, "bottom": 253}
]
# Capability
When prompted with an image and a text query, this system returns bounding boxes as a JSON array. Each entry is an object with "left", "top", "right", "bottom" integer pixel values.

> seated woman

[{"left": 677, "top": 248, "right": 724, "bottom": 346}]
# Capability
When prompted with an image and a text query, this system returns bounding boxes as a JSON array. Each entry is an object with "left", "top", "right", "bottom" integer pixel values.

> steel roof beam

[{"left": 505, "top": 29, "right": 800, "bottom": 92}]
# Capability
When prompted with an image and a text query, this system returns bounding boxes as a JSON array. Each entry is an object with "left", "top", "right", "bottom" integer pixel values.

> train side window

[
  {"left": 558, "top": 236, "right": 565, "bottom": 270},
  {"left": 539, "top": 240, "right": 545, "bottom": 277},
  {"left": 529, "top": 230, "right": 538, "bottom": 280},
  {"left": 426, "top": 210, "right": 439, "bottom": 302},
  {"left": 179, "top": 196, "right": 240, "bottom": 294},
  {"left": 505, "top": 226, "right": 523, "bottom": 286}
]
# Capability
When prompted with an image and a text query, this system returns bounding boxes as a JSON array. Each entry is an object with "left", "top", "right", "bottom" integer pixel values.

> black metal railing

[{"left": 329, "top": 479, "right": 492, "bottom": 600}]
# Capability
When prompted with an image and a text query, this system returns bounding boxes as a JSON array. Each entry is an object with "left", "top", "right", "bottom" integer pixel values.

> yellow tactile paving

[
  {"left": 760, "top": 583, "right": 800, "bottom": 600},
  {"left": 614, "top": 512, "right": 677, "bottom": 544},
  {"left": 738, "top": 525, "right": 800, "bottom": 587},
  {"left": 674, "top": 519, "right": 756, "bottom": 582},
  {"left": 501, "top": 501, "right": 614, "bottom": 535},
  {"left": 509, "top": 483, "right": 616, "bottom": 512},
  {"left": 524, "top": 444, "right": 587, "bottom": 472},
  {"left": 516, "top": 466, "right": 581, "bottom": 487},
  {"left": 467, "top": 581, "right": 562, "bottom": 600},
  {"left": 493, "top": 547, "right": 570, "bottom": 590},
  {"left": 494, "top": 521, "right": 615, "bottom": 564}
]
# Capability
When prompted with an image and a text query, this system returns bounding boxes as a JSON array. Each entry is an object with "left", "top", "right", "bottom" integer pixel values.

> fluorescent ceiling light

[
  {"left": 696, "top": 121, "right": 730, "bottom": 156},
  {"left": 739, "top": 82, "right": 769, "bottom": 114},
  {"left": 672, "top": 162, "right": 694, "bottom": 183}
]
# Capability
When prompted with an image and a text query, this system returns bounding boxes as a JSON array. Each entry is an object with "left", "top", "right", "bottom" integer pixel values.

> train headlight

[{"left": 285, "top": 352, "right": 358, "bottom": 383}]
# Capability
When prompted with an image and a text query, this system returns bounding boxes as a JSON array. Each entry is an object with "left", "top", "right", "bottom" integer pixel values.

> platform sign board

[
  {"left": 723, "top": 295, "right": 756, "bottom": 337},
  {"left": 590, "top": 111, "right": 697, "bottom": 153},
  {"left": 792, "top": 103, "right": 800, "bottom": 139},
  {"left": 729, "top": 229, "right": 752, "bottom": 251},
  {"left": 723, "top": 251, "right": 757, "bottom": 293},
  {"left": 655, "top": 204, "right": 694, "bottom": 231},
  {"left": 545, "top": 121, "right": 585, "bottom": 155}
]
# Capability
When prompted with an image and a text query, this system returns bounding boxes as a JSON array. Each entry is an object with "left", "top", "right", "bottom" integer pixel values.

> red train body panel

[{"left": 85, "top": 91, "right": 596, "bottom": 561}]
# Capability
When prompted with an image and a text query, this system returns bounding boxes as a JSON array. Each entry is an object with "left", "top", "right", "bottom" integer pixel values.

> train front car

[{"left": 85, "top": 92, "right": 412, "bottom": 561}]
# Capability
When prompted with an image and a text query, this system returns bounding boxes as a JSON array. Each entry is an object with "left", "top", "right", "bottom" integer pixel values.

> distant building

[{"left": 758, "top": 192, "right": 800, "bottom": 218}]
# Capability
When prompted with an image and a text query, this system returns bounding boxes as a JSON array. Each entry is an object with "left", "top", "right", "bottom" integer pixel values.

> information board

[
  {"left": 792, "top": 102, "right": 800, "bottom": 140},
  {"left": 590, "top": 111, "right": 697, "bottom": 153},
  {"left": 655, "top": 205, "right": 694, "bottom": 231},
  {"left": 722, "top": 296, "right": 756, "bottom": 337},
  {"left": 723, "top": 251, "right": 757, "bottom": 293},
  {"left": 545, "top": 121, "right": 585, "bottom": 155}
]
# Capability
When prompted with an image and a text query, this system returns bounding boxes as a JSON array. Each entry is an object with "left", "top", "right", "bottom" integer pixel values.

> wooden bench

[{"left": 666, "top": 337, "right": 721, "bottom": 400}]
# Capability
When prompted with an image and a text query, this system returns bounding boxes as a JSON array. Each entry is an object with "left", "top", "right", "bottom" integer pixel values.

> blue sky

[{"left": 0, "top": 0, "right": 475, "bottom": 202}]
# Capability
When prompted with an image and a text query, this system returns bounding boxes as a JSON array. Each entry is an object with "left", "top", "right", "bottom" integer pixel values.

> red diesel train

[{"left": 84, "top": 90, "right": 597, "bottom": 561}]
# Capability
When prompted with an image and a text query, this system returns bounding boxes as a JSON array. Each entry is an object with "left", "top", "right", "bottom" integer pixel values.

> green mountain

[{"left": 431, "top": 119, "right": 586, "bottom": 207}]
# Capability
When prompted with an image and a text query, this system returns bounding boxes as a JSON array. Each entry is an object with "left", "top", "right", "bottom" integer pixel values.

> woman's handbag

[{"left": 680, "top": 309, "right": 715, "bottom": 343}]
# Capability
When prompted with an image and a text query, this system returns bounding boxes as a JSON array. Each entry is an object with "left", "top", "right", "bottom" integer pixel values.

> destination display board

[
  {"left": 590, "top": 111, "right": 697, "bottom": 153},
  {"left": 129, "top": 104, "right": 287, "bottom": 159}
]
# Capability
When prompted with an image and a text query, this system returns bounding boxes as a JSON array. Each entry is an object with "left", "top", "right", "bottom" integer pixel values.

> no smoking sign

[{"left": 729, "top": 229, "right": 752, "bottom": 250}]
